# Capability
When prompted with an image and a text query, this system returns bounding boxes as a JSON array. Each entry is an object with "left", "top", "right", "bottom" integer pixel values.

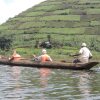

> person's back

[
  {"left": 79, "top": 43, "right": 92, "bottom": 63},
  {"left": 79, "top": 47, "right": 92, "bottom": 58},
  {"left": 9, "top": 50, "right": 21, "bottom": 61},
  {"left": 40, "top": 53, "right": 52, "bottom": 62}
]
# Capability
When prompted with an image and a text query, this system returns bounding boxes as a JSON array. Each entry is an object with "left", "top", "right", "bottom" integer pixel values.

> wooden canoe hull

[{"left": 0, "top": 59, "right": 99, "bottom": 70}]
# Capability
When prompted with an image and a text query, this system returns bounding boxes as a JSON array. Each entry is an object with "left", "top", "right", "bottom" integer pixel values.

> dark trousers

[{"left": 73, "top": 59, "right": 81, "bottom": 63}]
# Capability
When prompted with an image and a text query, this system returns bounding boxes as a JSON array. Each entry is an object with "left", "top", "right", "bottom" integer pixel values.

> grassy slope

[{"left": 0, "top": 0, "right": 100, "bottom": 61}]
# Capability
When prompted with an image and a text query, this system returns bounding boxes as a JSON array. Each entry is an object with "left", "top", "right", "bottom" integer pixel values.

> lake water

[{"left": 0, "top": 65, "right": 100, "bottom": 100}]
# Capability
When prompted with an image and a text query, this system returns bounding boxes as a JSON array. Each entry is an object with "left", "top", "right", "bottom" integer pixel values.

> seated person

[
  {"left": 33, "top": 49, "right": 52, "bottom": 62},
  {"left": 9, "top": 50, "right": 21, "bottom": 61},
  {"left": 72, "top": 43, "right": 92, "bottom": 63}
]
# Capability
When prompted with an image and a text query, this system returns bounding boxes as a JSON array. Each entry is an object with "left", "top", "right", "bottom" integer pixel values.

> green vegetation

[
  {"left": 0, "top": 0, "right": 100, "bottom": 61},
  {"left": 0, "top": 36, "right": 13, "bottom": 50},
  {"left": 40, "top": 15, "right": 80, "bottom": 21}
]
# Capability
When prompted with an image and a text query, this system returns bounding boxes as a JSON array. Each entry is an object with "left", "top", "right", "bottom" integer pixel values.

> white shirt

[{"left": 79, "top": 47, "right": 92, "bottom": 59}]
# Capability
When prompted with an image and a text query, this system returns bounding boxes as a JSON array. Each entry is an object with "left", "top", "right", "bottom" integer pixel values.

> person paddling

[
  {"left": 72, "top": 43, "right": 92, "bottom": 63},
  {"left": 9, "top": 49, "right": 21, "bottom": 61},
  {"left": 33, "top": 49, "right": 52, "bottom": 62}
]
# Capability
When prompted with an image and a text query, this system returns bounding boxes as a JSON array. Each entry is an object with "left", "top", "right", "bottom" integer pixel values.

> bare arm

[
  {"left": 70, "top": 53, "right": 81, "bottom": 57},
  {"left": 32, "top": 55, "right": 40, "bottom": 61}
]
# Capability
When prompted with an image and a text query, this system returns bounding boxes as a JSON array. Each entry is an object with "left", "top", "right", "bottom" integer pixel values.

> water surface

[{"left": 0, "top": 65, "right": 100, "bottom": 100}]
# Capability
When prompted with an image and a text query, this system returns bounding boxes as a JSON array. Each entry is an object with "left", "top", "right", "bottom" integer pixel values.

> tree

[{"left": 0, "top": 37, "right": 13, "bottom": 51}]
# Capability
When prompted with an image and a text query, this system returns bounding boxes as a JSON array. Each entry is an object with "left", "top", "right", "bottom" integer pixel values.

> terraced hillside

[{"left": 0, "top": 0, "right": 100, "bottom": 52}]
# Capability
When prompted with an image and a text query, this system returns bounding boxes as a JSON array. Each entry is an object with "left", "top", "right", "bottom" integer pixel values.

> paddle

[{"left": 59, "top": 53, "right": 79, "bottom": 63}]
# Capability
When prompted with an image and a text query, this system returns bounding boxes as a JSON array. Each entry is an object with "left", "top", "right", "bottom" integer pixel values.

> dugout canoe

[{"left": 0, "top": 59, "right": 99, "bottom": 70}]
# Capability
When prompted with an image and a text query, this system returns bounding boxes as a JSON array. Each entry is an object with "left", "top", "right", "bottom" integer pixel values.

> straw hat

[
  {"left": 42, "top": 49, "right": 47, "bottom": 54},
  {"left": 81, "top": 43, "right": 87, "bottom": 47}
]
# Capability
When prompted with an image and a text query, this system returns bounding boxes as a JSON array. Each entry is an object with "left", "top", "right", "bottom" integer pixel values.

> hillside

[{"left": 0, "top": 0, "right": 100, "bottom": 52}]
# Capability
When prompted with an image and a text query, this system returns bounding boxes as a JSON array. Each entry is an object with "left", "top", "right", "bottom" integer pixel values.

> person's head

[
  {"left": 42, "top": 49, "right": 47, "bottom": 54},
  {"left": 81, "top": 43, "right": 87, "bottom": 47}
]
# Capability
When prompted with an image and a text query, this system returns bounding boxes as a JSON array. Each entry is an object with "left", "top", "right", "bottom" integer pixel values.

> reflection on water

[
  {"left": 39, "top": 68, "right": 51, "bottom": 87},
  {"left": 11, "top": 66, "right": 21, "bottom": 92},
  {"left": 11, "top": 66, "right": 21, "bottom": 79},
  {"left": 77, "top": 72, "right": 91, "bottom": 99},
  {"left": 0, "top": 65, "right": 100, "bottom": 100}
]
